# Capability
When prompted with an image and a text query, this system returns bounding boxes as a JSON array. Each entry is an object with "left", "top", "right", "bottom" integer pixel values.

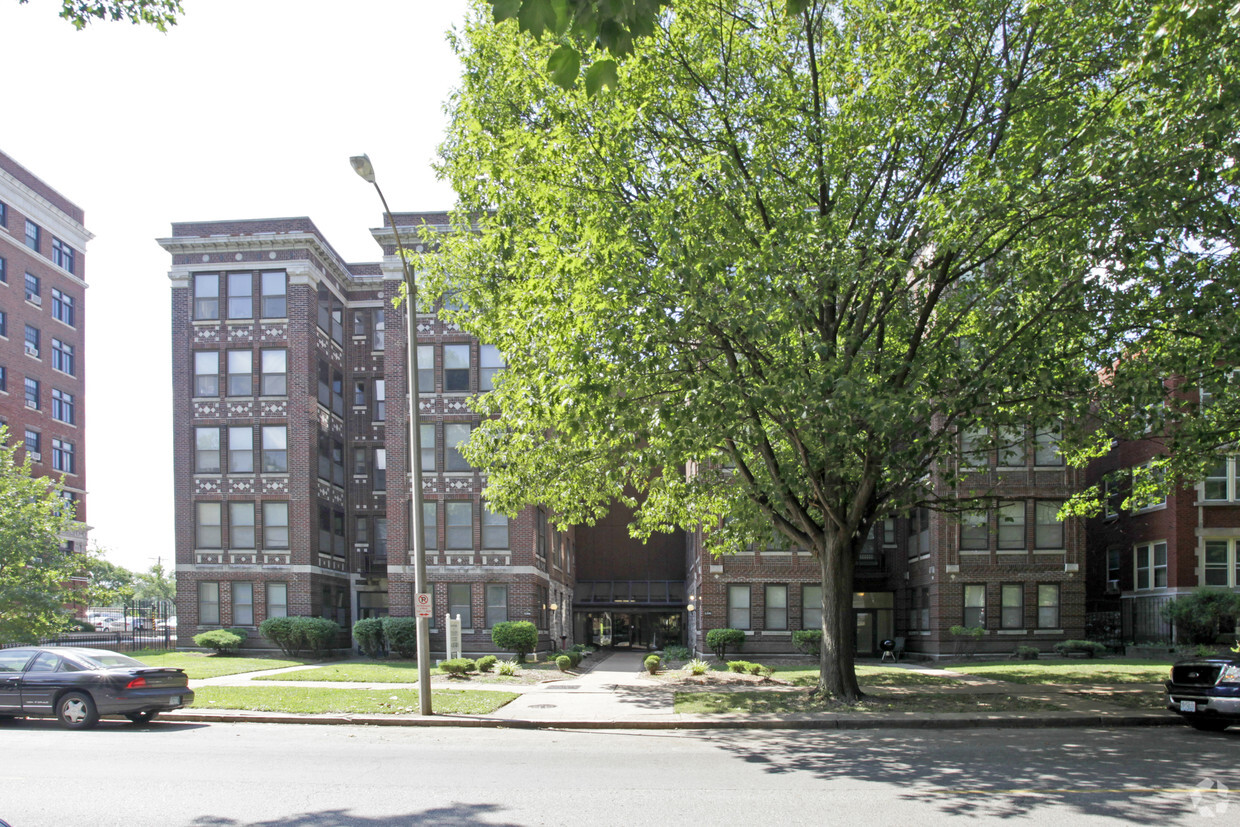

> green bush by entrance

[{"left": 491, "top": 621, "right": 538, "bottom": 662}]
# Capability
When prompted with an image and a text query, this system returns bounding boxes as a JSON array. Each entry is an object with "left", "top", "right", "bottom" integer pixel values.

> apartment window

[
  {"left": 25, "top": 220, "right": 40, "bottom": 252},
  {"left": 0, "top": 310, "right": 5, "bottom": 338},
  {"left": 51, "top": 439, "right": 74, "bottom": 474},
  {"left": 421, "top": 503, "right": 436, "bottom": 551},
  {"left": 24, "top": 429, "right": 40, "bottom": 457},
  {"left": 263, "top": 502, "right": 289, "bottom": 548},
  {"left": 997, "top": 426, "right": 1025, "bottom": 467},
  {"left": 480, "top": 344, "right": 504, "bottom": 391},
  {"left": 223, "top": 426, "right": 252, "bottom": 473},
  {"left": 417, "top": 344, "right": 433, "bottom": 392},
  {"left": 333, "top": 509, "right": 346, "bottom": 556},
  {"left": 194, "top": 351, "right": 219, "bottom": 397},
  {"left": 1204, "top": 457, "right": 1236, "bottom": 502},
  {"left": 374, "top": 379, "right": 386, "bottom": 421},
  {"left": 24, "top": 377, "right": 39, "bottom": 409},
  {"left": 228, "top": 502, "right": 256, "bottom": 549},
  {"left": 0, "top": 256, "right": 5, "bottom": 283},
  {"left": 317, "top": 435, "right": 332, "bottom": 482},
  {"left": 1135, "top": 541, "right": 1168, "bottom": 590},
  {"left": 51, "top": 238, "right": 75, "bottom": 274},
  {"left": 24, "top": 272, "right": 40, "bottom": 305},
  {"left": 960, "top": 508, "right": 989, "bottom": 550},
  {"left": 318, "top": 506, "right": 332, "bottom": 553},
  {"left": 1037, "top": 584, "right": 1060, "bottom": 628},
  {"left": 535, "top": 508, "right": 547, "bottom": 558},
  {"left": 260, "top": 349, "right": 286, "bottom": 396},
  {"left": 261, "top": 426, "right": 287, "bottom": 473},
  {"left": 51, "top": 289, "right": 75, "bottom": 326},
  {"left": 353, "top": 380, "right": 367, "bottom": 407},
  {"left": 963, "top": 584, "right": 986, "bottom": 627},
  {"left": 198, "top": 582, "right": 220, "bottom": 625},
  {"left": 420, "top": 423, "right": 436, "bottom": 472},
  {"left": 0, "top": 202, "right": 5, "bottom": 226},
  {"left": 196, "top": 502, "right": 222, "bottom": 548},
  {"left": 374, "top": 448, "right": 386, "bottom": 490},
  {"left": 443, "top": 344, "right": 470, "bottom": 392},
  {"left": 482, "top": 507, "right": 509, "bottom": 549},
  {"left": 765, "top": 584, "right": 788, "bottom": 630},
  {"left": 997, "top": 501, "right": 1025, "bottom": 549},
  {"left": 373, "top": 308, "right": 385, "bottom": 350},
  {"left": 375, "top": 516, "right": 389, "bottom": 558},
  {"left": 961, "top": 426, "right": 988, "bottom": 468},
  {"left": 24, "top": 324, "right": 39, "bottom": 356},
  {"left": 266, "top": 582, "right": 288, "bottom": 618},
  {"left": 260, "top": 271, "right": 286, "bottom": 318},
  {"left": 193, "top": 274, "right": 219, "bottom": 320},
  {"left": 233, "top": 582, "right": 254, "bottom": 625},
  {"left": 446, "top": 501, "right": 472, "bottom": 549},
  {"left": 1033, "top": 424, "right": 1063, "bottom": 466},
  {"left": 195, "top": 427, "right": 221, "bottom": 473},
  {"left": 352, "top": 446, "right": 368, "bottom": 477},
  {"left": 355, "top": 515, "right": 370, "bottom": 546},
  {"left": 485, "top": 584, "right": 508, "bottom": 628},
  {"left": 51, "top": 389, "right": 74, "bottom": 424},
  {"left": 51, "top": 339, "right": 73, "bottom": 375},
  {"left": 448, "top": 584, "right": 472, "bottom": 628},
  {"left": 445, "top": 423, "right": 472, "bottom": 471},
  {"left": 909, "top": 506, "right": 930, "bottom": 557},
  {"left": 1000, "top": 584, "right": 1023, "bottom": 629},
  {"left": 1034, "top": 501, "right": 1064, "bottom": 549},
  {"left": 226, "top": 351, "right": 251, "bottom": 396},
  {"left": 331, "top": 370, "right": 344, "bottom": 416},
  {"left": 728, "top": 584, "right": 752, "bottom": 630},
  {"left": 0, "top": 366, "right": 5, "bottom": 393}
]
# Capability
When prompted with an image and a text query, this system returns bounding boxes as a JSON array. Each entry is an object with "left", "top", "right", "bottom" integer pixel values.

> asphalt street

[{"left": 0, "top": 721, "right": 1235, "bottom": 826}]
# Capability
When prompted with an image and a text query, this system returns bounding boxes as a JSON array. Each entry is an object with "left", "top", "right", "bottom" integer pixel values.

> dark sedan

[{"left": 0, "top": 647, "right": 193, "bottom": 729}]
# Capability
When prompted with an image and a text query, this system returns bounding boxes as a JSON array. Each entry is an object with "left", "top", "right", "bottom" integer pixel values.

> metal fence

[
  {"left": 2, "top": 629, "right": 175, "bottom": 653},
  {"left": 1122, "top": 596, "right": 1174, "bottom": 643}
]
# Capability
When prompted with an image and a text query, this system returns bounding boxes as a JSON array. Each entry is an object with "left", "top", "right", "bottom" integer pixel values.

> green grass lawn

[
  {"left": 251, "top": 659, "right": 564, "bottom": 684},
  {"left": 945, "top": 659, "right": 1171, "bottom": 685},
  {"left": 673, "top": 690, "right": 1066, "bottom": 715},
  {"left": 191, "top": 685, "right": 518, "bottom": 715},
  {"left": 129, "top": 650, "right": 319, "bottom": 680},
  {"left": 771, "top": 664, "right": 962, "bottom": 687}
]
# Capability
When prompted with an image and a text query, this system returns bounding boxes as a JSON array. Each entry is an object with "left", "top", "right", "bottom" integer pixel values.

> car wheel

[
  {"left": 125, "top": 710, "right": 159, "bottom": 725},
  {"left": 56, "top": 692, "right": 99, "bottom": 729},
  {"left": 1186, "top": 717, "right": 1231, "bottom": 732}
]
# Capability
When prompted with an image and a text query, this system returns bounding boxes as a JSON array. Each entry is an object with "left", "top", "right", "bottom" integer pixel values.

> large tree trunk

[{"left": 817, "top": 532, "right": 862, "bottom": 701}]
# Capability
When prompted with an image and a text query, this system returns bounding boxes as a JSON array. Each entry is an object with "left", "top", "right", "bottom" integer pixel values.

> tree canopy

[
  {"left": 437, "top": 0, "right": 1239, "bottom": 698},
  {"left": 0, "top": 427, "right": 81, "bottom": 643},
  {"left": 17, "top": 0, "right": 181, "bottom": 31}
]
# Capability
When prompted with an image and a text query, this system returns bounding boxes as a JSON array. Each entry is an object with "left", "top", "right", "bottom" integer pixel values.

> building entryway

[{"left": 579, "top": 611, "right": 683, "bottom": 650}]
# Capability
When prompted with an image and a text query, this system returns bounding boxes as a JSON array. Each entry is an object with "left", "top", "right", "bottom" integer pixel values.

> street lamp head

[{"left": 349, "top": 154, "right": 376, "bottom": 184}]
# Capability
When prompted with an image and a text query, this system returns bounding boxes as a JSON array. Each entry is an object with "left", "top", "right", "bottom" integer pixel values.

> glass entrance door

[{"left": 855, "top": 610, "right": 876, "bottom": 656}]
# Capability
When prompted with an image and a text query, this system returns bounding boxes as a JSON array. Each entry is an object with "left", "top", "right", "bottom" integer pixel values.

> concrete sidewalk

[{"left": 163, "top": 650, "right": 1186, "bottom": 731}]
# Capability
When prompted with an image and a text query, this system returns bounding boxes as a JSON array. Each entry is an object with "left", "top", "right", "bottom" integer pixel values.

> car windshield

[{"left": 76, "top": 652, "right": 145, "bottom": 669}]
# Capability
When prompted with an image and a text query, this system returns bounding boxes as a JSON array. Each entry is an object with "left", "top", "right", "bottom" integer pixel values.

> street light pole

[{"left": 350, "top": 154, "right": 432, "bottom": 715}]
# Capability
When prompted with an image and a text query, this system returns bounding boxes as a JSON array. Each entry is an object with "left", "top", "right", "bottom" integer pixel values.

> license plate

[
  {"left": 1180, "top": 700, "right": 1197, "bottom": 713},
  {"left": 169, "top": 695, "right": 181, "bottom": 705}
]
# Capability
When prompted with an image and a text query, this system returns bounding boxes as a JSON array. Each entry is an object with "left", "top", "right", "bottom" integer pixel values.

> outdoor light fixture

[{"left": 350, "top": 153, "right": 431, "bottom": 716}]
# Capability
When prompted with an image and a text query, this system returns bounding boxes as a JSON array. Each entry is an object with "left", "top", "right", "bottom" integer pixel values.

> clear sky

[{"left": 1, "top": 0, "right": 469, "bottom": 573}]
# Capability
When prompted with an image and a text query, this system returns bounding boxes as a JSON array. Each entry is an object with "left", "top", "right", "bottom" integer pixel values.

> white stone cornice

[
  {"left": 0, "top": 169, "right": 93, "bottom": 247},
  {"left": 157, "top": 231, "right": 362, "bottom": 290}
]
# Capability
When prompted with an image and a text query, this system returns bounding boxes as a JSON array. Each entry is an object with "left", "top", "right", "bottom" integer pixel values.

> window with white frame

[
  {"left": 1033, "top": 423, "right": 1063, "bottom": 466},
  {"left": 765, "top": 584, "right": 788, "bottom": 630},
  {"left": 226, "top": 350, "right": 251, "bottom": 396},
  {"left": 1000, "top": 584, "right": 1023, "bottom": 628},
  {"left": 480, "top": 344, "right": 504, "bottom": 391},
  {"left": 233, "top": 582, "right": 254, "bottom": 625},
  {"left": 997, "top": 501, "right": 1025, "bottom": 549},
  {"left": 443, "top": 344, "right": 471, "bottom": 392},
  {"left": 445, "top": 423, "right": 472, "bottom": 471},
  {"left": 229, "top": 502, "right": 255, "bottom": 548},
  {"left": 263, "top": 502, "right": 289, "bottom": 548},
  {"left": 417, "top": 345, "right": 433, "bottom": 392},
  {"left": 193, "top": 274, "right": 219, "bottom": 320},
  {"left": 196, "top": 502, "right": 222, "bottom": 548},
  {"left": 195, "top": 427, "right": 220, "bottom": 473},
  {"left": 24, "top": 377, "right": 39, "bottom": 409},
  {"left": 52, "top": 238, "right": 74, "bottom": 272},
  {"left": 228, "top": 426, "right": 253, "bottom": 473},
  {"left": 51, "top": 339, "right": 73, "bottom": 375},
  {"left": 260, "top": 271, "right": 286, "bottom": 318},
  {"left": 227, "top": 272, "right": 252, "bottom": 319},
  {"left": 25, "top": 220, "right": 40, "bottom": 251},
  {"left": 198, "top": 581, "right": 220, "bottom": 625},
  {"left": 1203, "top": 539, "right": 1240, "bottom": 587},
  {"left": 1037, "top": 584, "right": 1060, "bottom": 628},
  {"left": 374, "top": 379, "right": 385, "bottom": 421},
  {"left": 728, "top": 584, "right": 752, "bottom": 630},
  {"left": 51, "top": 289, "right": 75, "bottom": 326},
  {"left": 51, "top": 439, "right": 74, "bottom": 474},
  {"left": 1135, "top": 541, "right": 1168, "bottom": 590},
  {"left": 420, "top": 423, "right": 435, "bottom": 471},
  {"left": 1034, "top": 501, "right": 1064, "bottom": 549},
  {"left": 1203, "top": 457, "right": 1236, "bottom": 502},
  {"left": 51, "top": 389, "right": 74, "bottom": 425},
  {"left": 193, "top": 351, "right": 219, "bottom": 397},
  {"left": 963, "top": 584, "right": 986, "bottom": 627},
  {"left": 260, "top": 349, "right": 286, "bottom": 396},
  {"left": 266, "top": 582, "right": 288, "bottom": 618}
]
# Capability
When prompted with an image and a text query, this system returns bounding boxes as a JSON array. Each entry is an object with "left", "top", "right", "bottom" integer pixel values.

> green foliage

[
  {"left": 65, "top": 617, "right": 94, "bottom": 632},
  {"left": 1160, "top": 589, "right": 1240, "bottom": 644},
  {"left": 686, "top": 658, "right": 711, "bottom": 676},
  {"left": 21, "top": 0, "right": 183, "bottom": 32},
  {"left": 792, "top": 630, "right": 823, "bottom": 658},
  {"left": 491, "top": 621, "right": 538, "bottom": 662},
  {"left": 259, "top": 616, "right": 341, "bottom": 657},
  {"left": 353, "top": 618, "right": 386, "bottom": 658},
  {"left": 949, "top": 626, "right": 986, "bottom": 638},
  {"left": 644, "top": 654, "right": 661, "bottom": 674},
  {"left": 382, "top": 617, "right": 419, "bottom": 659},
  {"left": 727, "top": 660, "right": 758, "bottom": 674},
  {"left": 1016, "top": 645, "right": 1040, "bottom": 661},
  {"left": 0, "top": 426, "right": 80, "bottom": 644},
  {"left": 497, "top": 659, "right": 521, "bottom": 676},
  {"left": 133, "top": 561, "right": 176, "bottom": 605},
  {"left": 705, "top": 629, "right": 745, "bottom": 661},
  {"left": 194, "top": 629, "right": 243, "bottom": 655},
  {"left": 556, "top": 654, "right": 572, "bottom": 672},
  {"left": 476, "top": 654, "right": 499, "bottom": 673},
  {"left": 661, "top": 645, "right": 691, "bottom": 661},
  {"left": 441, "top": 657, "right": 476, "bottom": 676},
  {"left": 80, "top": 552, "right": 136, "bottom": 608},
  {"left": 1054, "top": 640, "right": 1107, "bottom": 658}
]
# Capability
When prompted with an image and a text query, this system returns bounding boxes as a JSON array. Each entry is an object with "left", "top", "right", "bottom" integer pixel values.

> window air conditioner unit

[
  {"left": 29, "top": 451, "right": 41, "bottom": 462},
  {"left": 25, "top": 344, "right": 38, "bottom": 356},
  {"left": 26, "top": 292, "right": 41, "bottom": 305},
  {"left": 1106, "top": 579, "right": 1120, "bottom": 594},
  {"left": 25, "top": 400, "right": 37, "bottom": 409}
]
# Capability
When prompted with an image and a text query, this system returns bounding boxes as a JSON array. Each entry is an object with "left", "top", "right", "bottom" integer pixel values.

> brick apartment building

[{"left": 0, "top": 150, "right": 90, "bottom": 555}]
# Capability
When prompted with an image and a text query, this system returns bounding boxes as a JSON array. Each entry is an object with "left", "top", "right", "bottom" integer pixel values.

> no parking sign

[{"left": 415, "top": 592, "right": 432, "bottom": 618}]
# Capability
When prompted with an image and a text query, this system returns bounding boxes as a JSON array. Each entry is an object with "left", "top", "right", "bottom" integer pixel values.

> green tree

[
  {"left": 133, "top": 561, "right": 176, "bottom": 605},
  {"left": 0, "top": 427, "right": 81, "bottom": 643},
  {"left": 80, "top": 550, "right": 136, "bottom": 608},
  {"left": 16, "top": 0, "right": 181, "bottom": 31},
  {"left": 437, "top": 0, "right": 1239, "bottom": 700}
]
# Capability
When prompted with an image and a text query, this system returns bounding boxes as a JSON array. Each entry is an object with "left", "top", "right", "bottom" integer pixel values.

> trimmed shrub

[
  {"left": 65, "top": 618, "right": 95, "bottom": 632},
  {"left": 556, "top": 654, "right": 572, "bottom": 672},
  {"left": 440, "top": 658, "right": 475, "bottom": 676},
  {"left": 353, "top": 618, "right": 385, "bottom": 658},
  {"left": 497, "top": 660, "right": 520, "bottom": 676},
  {"left": 727, "top": 660, "right": 755, "bottom": 674},
  {"left": 302, "top": 618, "right": 341, "bottom": 657},
  {"left": 686, "top": 658, "right": 710, "bottom": 676},
  {"left": 259, "top": 616, "right": 341, "bottom": 657},
  {"left": 1054, "top": 640, "right": 1106, "bottom": 658},
  {"left": 491, "top": 621, "right": 538, "bottom": 662},
  {"left": 1160, "top": 588, "right": 1240, "bottom": 645},
  {"left": 382, "top": 617, "right": 419, "bottom": 659},
  {"left": 662, "top": 645, "right": 692, "bottom": 662},
  {"left": 792, "top": 630, "right": 823, "bottom": 657},
  {"left": 476, "top": 655, "right": 498, "bottom": 673},
  {"left": 194, "top": 629, "right": 243, "bottom": 655},
  {"left": 706, "top": 628, "right": 745, "bottom": 661},
  {"left": 1016, "top": 645, "right": 1040, "bottom": 660},
  {"left": 644, "top": 654, "right": 662, "bottom": 674},
  {"left": 569, "top": 650, "right": 582, "bottom": 667},
  {"left": 259, "top": 617, "right": 298, "bottom": 655}
]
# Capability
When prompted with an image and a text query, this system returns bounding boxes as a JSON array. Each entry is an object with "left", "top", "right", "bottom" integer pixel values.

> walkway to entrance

[{"left": 492, "top": 649, "right": 675, "bottom": 722}]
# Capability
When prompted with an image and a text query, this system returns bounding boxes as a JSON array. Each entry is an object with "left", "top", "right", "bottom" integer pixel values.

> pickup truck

[{"left": 1165, "top": 655, "right": 1240, "bottom": 732}]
